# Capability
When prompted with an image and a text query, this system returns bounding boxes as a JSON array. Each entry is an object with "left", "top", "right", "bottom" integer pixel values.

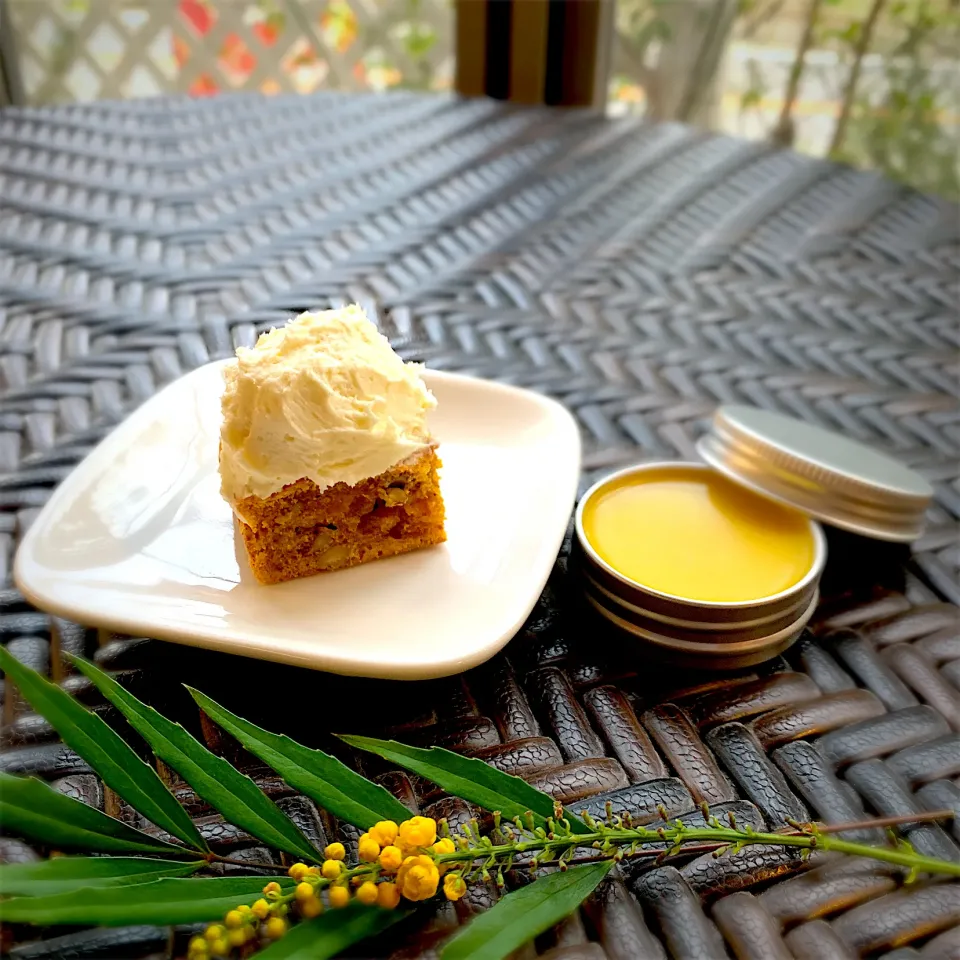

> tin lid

[{"left": 696, "top": 405, "right": 934, "bottom": 543}]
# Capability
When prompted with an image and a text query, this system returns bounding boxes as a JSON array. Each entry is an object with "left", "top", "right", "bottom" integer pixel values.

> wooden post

[
  {"left": 509, "top": 0, "right": 551, "bottom": 103},
  {"left": 454, "top": 0, "right": 612, "bottom": 108},
  {"left": 454, "top": 0, "right": 488, "bottom": 98},
  {"left": 0, "top": 0, "right": 26, "bottom": 106}
]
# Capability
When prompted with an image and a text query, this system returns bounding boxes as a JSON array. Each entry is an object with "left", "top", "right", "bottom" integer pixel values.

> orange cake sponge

[{"left": 234, "top": 448, "right": 445, "bottom": 585}]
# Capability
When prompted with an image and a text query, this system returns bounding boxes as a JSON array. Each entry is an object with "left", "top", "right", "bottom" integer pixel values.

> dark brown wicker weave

[{"left": 1, "top": 92, "right": 959, "bottom": 960}]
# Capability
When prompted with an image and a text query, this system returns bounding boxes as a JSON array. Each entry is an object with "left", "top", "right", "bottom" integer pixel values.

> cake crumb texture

[{"left": 236, "top": 449, "right": 445, "bottom": 585}]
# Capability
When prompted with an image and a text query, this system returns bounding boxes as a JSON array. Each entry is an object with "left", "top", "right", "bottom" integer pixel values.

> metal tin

[
  {"left": 697, "top": 405, "right": 934, "bottom": 543},
  {"left": 574, "top": 462, "right": 827, "bottom": 670}
]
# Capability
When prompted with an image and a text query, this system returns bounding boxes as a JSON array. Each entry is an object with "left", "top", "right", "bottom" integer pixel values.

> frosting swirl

[{"left": 219, "top": 306, "right": 435, "bottom": 504}]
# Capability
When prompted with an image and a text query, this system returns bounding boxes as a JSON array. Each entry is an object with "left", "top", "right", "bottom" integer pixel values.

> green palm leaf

[
  {"left": 0, "top": 773, "right": 190, "bottom": 856},
  {"left": 341, "top": 736, "right": 588, "bottom": 834},
  {"left": 0, "top": 856, "right": 203, "bottom": 896},
  {"left": 0, "top": 646, "right": 205, "bottom": 851},
  {"left": 188, "top": 687, "right": 410, "bottom": 830},
  {"left": 69, "top": 655, "right": 320, "bottom": 864},
  {"left": 257, "top": 902, "right": 411, "bottom": 959},
  {"left": 0, "top": 876, "right": 294, "bottom": 926},
  {"left": 441, "top": 862, "right": 614, "bottom": 960}
]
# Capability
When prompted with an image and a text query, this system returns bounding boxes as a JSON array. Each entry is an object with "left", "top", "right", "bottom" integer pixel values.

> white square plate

[{"left": 15, "top": 362, "right": 581, "bottom": 680}]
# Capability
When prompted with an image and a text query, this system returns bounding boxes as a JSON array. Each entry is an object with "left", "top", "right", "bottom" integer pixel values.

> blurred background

[{"left": 1, "top": 0, "right": 957, "bottom": 199}]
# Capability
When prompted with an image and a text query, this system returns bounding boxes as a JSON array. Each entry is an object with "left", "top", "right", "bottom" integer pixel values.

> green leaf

[
  {"left": 0, "top": 646, "right": 206, "bottom": 852},
  {"left": 0, "top": 856, "right": 204, "bottom": 896},
  {"left": 441, "top": 862, "right": 614, "bottom": 960},
  {"left": 188, "top": 688, "right": 410, "bottom": 830},
  {"left": 0, "top": 773, "right": 190, "bottom": 856},
  {"left": 840, "top": 21, "right": 862, "bottom": 44},
  {"left": 341, "top": 736, "right": 588, "bottom": 834},
  {"left": 69, "top": 656, "right": 320, "bottom": 864},
  {"left": 257, "top": 901, "right": 410, "bottom": 959},
  {"left": 0, "top": 876, "right": 293, "bottom": 926}
]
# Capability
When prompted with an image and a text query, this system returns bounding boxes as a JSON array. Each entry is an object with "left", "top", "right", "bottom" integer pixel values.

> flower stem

[{"left": 436, "top": 821, "right": 960, "bottom": 878}]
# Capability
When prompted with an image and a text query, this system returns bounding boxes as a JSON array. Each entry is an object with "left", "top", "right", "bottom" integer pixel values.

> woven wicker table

[{"left": 1, "top": 91, "right": 959, "bottom": 960}]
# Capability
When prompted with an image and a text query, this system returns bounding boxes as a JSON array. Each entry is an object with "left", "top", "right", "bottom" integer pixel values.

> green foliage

[
  {"left": 0, "top": 652, "right": 956, "bottom": 960},
  {"left": 340, "top": 735, "right": 588, "bottom": 834},
  {"left": 0, "top": 877, "right": 293, "bottom": 926},
  {"left": 0, "top": 857, "right": 204, "bottom": 896},
  {"left": 256, "top": 902, "right": 410, "bottom": 959},
  {"left": 738, "top": 0, "right": 958, "bottom": 197},
  {"left": 830, "top": 0, "right": 960, "bottom": 199},
  {"left": 0, "top": 645, "right": 206, "bottom": 851},
  {"left": 396, "top": 20, "right": 437, "bottom": 58},
  {"left": 0, "top": 774, "right": 188, "bottom": 855},
  {"left": 188, "top": 687, "right": 410, "bottom": 829},
  {"left": 71, "top": 655, "right": 319, "bottom": 863},
  {"left": 440, "top": 863, "right": 615, "bottom": 960}
]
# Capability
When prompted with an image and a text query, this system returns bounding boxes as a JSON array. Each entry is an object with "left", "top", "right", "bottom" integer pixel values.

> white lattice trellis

[{"left": 7, "top": 0, "right": 454, "bottom": 104}]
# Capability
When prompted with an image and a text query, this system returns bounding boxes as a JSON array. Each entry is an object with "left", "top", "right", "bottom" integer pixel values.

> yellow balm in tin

[
  {"left": 574, "top": 462, "right": 826, "bottom": 669},
  {"left": 575, "top": 404, "right": 935, "bottom": 669},
  {"left": 580, "top": 465, "right": 815, "bottom": 603}
]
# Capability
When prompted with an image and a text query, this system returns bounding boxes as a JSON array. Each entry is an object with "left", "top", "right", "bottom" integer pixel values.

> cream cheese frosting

[{"left": 219, "top": 305, "right": 436, "bottom": 504}]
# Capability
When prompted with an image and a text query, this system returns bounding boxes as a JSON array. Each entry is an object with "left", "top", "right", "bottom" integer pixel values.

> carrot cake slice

[{"left": 219, "top": 306, "right": 446, "bottom": 584}]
